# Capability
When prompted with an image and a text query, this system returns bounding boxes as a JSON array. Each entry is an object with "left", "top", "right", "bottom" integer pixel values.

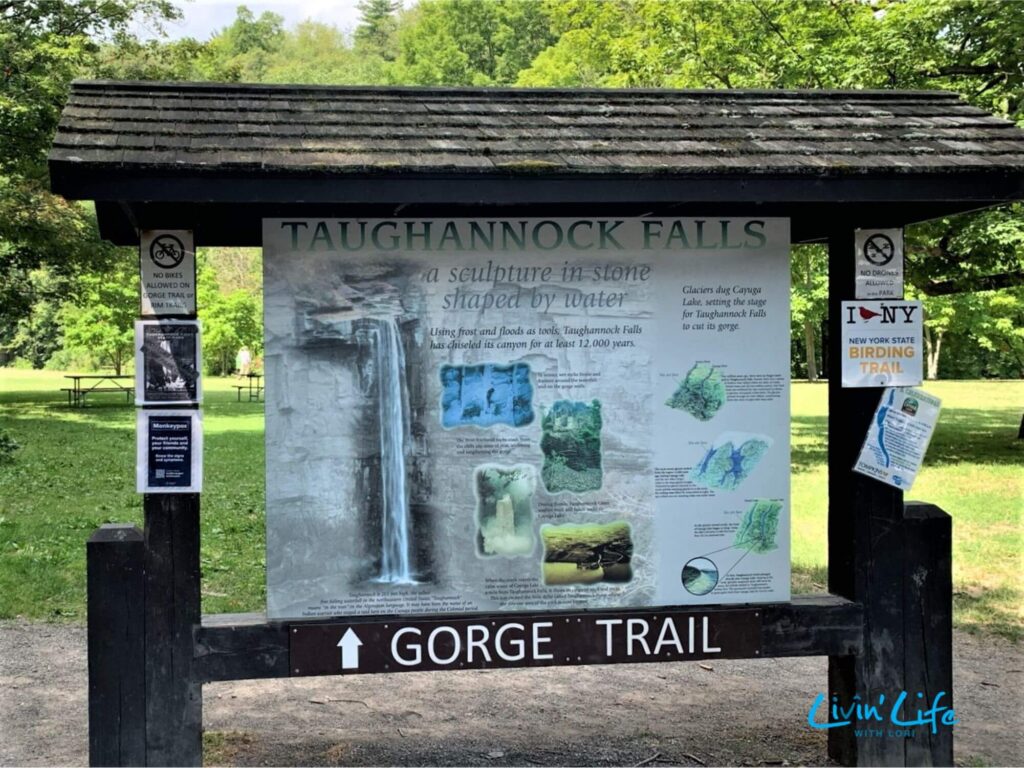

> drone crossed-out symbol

[{"left": 863, "top": 233, "right": 896, "bottom": 266}]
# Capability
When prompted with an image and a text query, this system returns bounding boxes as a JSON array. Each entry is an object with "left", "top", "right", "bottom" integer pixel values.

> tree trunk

[
  {"left": 804, "top": 319, "right": 819, "bottom": 381},
  {"left": 800, "top": 248, "right": 819, "bottom": 381},
  {"left": 114, "top": 349, "right": 122, "bottom": 376},
  {"left": 924, "top": 327, "right": 943, "bottom": 380}
]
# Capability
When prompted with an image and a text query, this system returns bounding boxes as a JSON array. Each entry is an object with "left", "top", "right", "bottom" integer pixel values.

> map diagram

[
  {"left": 689, "top": 432, "right": 772, "bottom": 491},
  {"left": 681, "top": 499, "right": 782, "bottom": 596},
  {"left": 732, "top": 499, "right": 781, "bottom": 554},
  {"left": 666, "top": 362, "right": 726, "bottom": 421}
]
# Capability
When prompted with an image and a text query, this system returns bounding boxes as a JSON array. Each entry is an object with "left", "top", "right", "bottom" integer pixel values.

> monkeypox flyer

[{"left": 262, "top": 217, "right": 792, "bottom": 619}]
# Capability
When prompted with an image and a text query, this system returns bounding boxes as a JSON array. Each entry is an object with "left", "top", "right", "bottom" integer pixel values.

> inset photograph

[
  {"left": 540, "top": 399, "right": 602, "bottom": 493},
  {"left": 666, "top": 362, "right": 726, "bottom": 421},
  {"left": 475, "top": 464, "right": 536, "bottom": 557},
  {"left": 541, "top": 521, "right": 632, "bottom": 586},
  {"left": 440, "top": 363, "right": 534, "bottom": 428},
  {"left": 681, "top": 557, "right": 719, "bottom": 595}
]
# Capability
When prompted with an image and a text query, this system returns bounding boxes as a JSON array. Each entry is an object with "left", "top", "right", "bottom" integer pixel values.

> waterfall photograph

[{"left": 263, "top": 253, "right": 441, "bottom": 618}]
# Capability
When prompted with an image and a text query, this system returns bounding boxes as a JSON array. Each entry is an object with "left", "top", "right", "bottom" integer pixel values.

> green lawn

[{"left": 0, "top": 370, "right": 1020, "bottom": 638}]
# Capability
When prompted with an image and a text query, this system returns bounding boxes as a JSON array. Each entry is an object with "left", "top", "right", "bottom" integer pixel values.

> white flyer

[
  {"left": 137, "top": 409, "right": 203, "bottom": 493},
  {"left": 854, "top": 387, "right": 941, "bottom": 491},
  {"left": 855, "top": 228, "right": 904, "bottom": 299}
]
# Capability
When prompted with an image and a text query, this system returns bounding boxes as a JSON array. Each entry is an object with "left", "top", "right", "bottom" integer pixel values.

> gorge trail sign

[{"left": 290, "top": 608, "right": 762, "bottom": 676}]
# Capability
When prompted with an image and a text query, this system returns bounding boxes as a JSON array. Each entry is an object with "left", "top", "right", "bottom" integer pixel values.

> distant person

[{"left": 237, "top": 346, "right": 252, "bottom": 377}]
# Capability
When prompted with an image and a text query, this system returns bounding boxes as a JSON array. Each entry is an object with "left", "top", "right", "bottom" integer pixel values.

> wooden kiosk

[{"left": 51, "top": 82, "right": 1024, "bottom": 767}]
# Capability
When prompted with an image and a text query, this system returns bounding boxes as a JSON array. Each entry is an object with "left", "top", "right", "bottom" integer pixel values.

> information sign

[
  {"left": 137, "top": 409, "right": 202, "bottom": 493},
  {"left": 263, "top": 217, "right": 792, "bottom": 619},
  {"left": 855, "top": 228, "right": 904, "bottom": 299},
  {"left": 854, "top": 387, "right": 941, "bottom": 490},
  {"left": 140, "top": 230, "right": 196, "bottom": 316},
  {"left": 289, "top": 607, "right": 762, "bottom": 676},
  {"left": 135, "top": 320, "right": 202, "bottom": 405},
  {"left": 841, "top": 300, "right": 923, "bottom": 387}
]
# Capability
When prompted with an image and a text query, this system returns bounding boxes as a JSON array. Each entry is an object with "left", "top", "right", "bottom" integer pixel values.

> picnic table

[
  {"left": 62, "top": 374, "right": 134, "bottom": 407},
  {"left": 234, "top": 372, "right": 263, "bottom": 402}
]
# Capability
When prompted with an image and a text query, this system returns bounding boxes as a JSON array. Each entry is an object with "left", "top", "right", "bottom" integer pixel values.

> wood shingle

[{"left": 52, "top": 81, "right": 1024, "bottom": 179}]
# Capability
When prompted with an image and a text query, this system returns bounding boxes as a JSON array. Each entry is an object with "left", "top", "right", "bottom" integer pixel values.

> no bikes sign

[{"left": 140, "top": 230, "right": 196, "bottom": 316}]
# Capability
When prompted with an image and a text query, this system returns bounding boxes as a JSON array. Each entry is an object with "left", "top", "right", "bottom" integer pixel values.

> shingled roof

[
  {"left": 48, "top": 81, "right": 1024, "bottom": 245},
  {"left": 52, "top": 80, "right": 1024, "bottom": 177}
]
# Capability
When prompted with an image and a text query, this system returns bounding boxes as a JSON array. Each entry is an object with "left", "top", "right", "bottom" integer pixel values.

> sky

[{"left": 133, "top": 0, "right": 373, "bottom": 40}]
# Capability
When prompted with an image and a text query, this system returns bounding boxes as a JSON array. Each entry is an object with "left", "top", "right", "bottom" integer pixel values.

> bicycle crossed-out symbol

[{"left": 149, "top": 234, "right": 187, "bottom": 269}]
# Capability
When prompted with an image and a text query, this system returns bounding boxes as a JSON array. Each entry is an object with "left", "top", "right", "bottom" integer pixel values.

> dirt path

[{"left": 1, "top": 621, "right": 1020, "bottom": 766}]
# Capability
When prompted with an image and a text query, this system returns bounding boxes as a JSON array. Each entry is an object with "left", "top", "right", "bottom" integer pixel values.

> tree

[
  {"left": 196, "top": 254, "right": 263, "bottom": 375},
  {"left": 790, "top": 246, "right": 828, "bottom": 381},
  {"left": 356, "top": 0, "right": 401, "bottom": 60},
  {"left": 0, "top": 0, "right": 178, "bottom": 340},
  {"left": 192, "top": 5, "right": 285, "bottom": 82},
  {"left": 393, "top": 0, "right": 555, "bottom": 85},
  {"left": 260, "top": 21, "right": 389, "bottom": 85},
  {"left": 59, "top": 257, "right": 137, "bottom": 375},
  {"left": 3, "top": 268, "right": 67, "bottom": 368}
]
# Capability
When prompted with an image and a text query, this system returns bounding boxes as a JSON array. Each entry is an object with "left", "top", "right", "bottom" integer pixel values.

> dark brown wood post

[
  {"left": 88, "top": 524, "right": 146, "bottom": 767},
  {"left": 144, "top": 493, "right": 203, "bottom": 766},
  {"left": 826, "top": 227, "right": 954, "bottom": 767},
  {"left": 827, "top": 225, "right": 907, "bottom": 766},
  {"left": 902, "top": 502, "right": 954, "bottom": 766}
]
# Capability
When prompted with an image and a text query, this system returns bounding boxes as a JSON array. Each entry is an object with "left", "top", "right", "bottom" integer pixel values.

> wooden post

[
  {"left": 87, "top": 524, "right": 146, "bottom": 767},
  {"left": 144, "top": 493, "right": 203, "bottom": 766},
  {"left": 826, "top": 227, "right": 954, "bottom": 767},
  {"left": 902, "top": 502, "right": 953, "bottom": 767}
]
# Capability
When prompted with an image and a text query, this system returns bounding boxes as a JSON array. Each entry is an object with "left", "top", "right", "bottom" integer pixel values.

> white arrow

[{"left": 337, "top": 628, "right": 363, "bottom": 670}]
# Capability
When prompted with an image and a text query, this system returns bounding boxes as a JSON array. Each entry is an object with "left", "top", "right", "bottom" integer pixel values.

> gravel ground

[{"left": 1, "top": 621, "right": 1021, "bottom": 766}]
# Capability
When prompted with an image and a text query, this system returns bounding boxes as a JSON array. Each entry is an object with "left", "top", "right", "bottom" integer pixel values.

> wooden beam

[{"left": 193, "top": 594, "right": 862, "bottom": 683}]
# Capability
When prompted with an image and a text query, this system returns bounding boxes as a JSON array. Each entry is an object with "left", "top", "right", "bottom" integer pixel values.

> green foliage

[
  {"left": 0, "top": 428, "right": 19, "bottom": 465},
  {"left": 260, "top": 21, "right": 389, "bottom": 85},
  {"left": 356, "top": 0, "right": 401, "bottom": 59},
  {"left": 3, "top": 268, "right": 67, "bottom": 369},
  {"left": 59, "top": 257, "right": 137, "bottom": 375},
  {"left": 394, "top": 0, "right": 555, "bottom": 85},
  {"left": 0, "top": 0, "right": 178, "bottom": 349},
  {"left": 790, "top": 245, "right": 828, "bottom": 380},
  {"left": 197, "top": 254, "right": 263, "bottom": 375},
  {"left": 91, "top": 34, "right": 208, "bottom": 80},
  {"left": 192, "top": 5, "right": 285, "bottom": 81}
]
